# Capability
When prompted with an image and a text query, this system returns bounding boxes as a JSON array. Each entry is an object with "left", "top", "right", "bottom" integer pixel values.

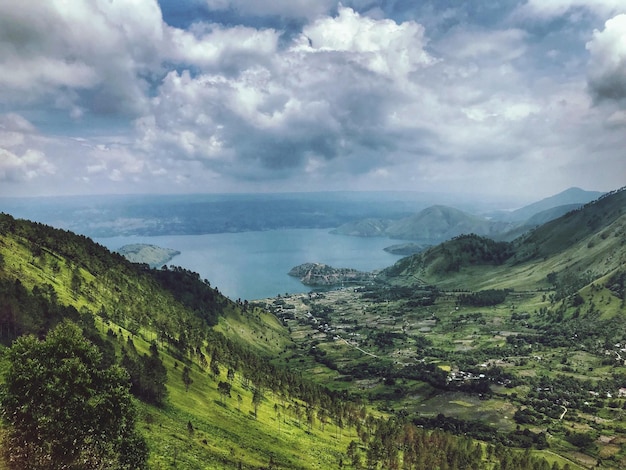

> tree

[
  {"left": 182, "top": 365, "right": 193, "bottom": 392},
  {"left": 210, "top": 354, "right": 220, "bottom": 378},
  {"left": 0, "top": 320, "right": 147, "bottom": 469},
  {"left": 70, "top": 267, "right": 82, "bottom": 295},
  {"left": 252, "top": 387, "right": 263, "bottom": 418},
  {"left": 121, "top": 341, "right": 167, "bottom": 406},
  {"left": 347, "top": 441, "right": 362, "bottom": 469},
  {"left": 218, "top": 381, "right": 232, "bottom": 404}
]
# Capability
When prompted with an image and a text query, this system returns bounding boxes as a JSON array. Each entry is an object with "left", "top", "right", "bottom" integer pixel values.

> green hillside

[
  {"left": 381, "top": 187, "right": 626, "bottom": 292},
  {"left": 0, "top": 214, "right": 353, "bottom": 469},
  {"left": 0, "top": 212, "right": 569, "bottom": 469}
]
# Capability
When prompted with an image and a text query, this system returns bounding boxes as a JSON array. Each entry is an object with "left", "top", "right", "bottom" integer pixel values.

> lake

[{"left": 96, "top": 229, "right": 403, "bottom": 300}]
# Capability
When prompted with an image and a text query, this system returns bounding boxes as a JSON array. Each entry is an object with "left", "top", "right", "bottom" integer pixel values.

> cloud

[
  {"left": 0, "top": 114, "right": 55, "bottom": 182},
  {"left": 436, "top": 28, "right": 527, "bottom": 62},
  {"left": 586, "top": 14, "right": 626, "bottom": 103},
  {"left": 0, "top": 148, "right": 54, "bottom": 182},
  {"left": 166, "top": 23, "right": 280, "bottom": 73},
  {"left": 296, "top": 6, "right": 435, "bottom": 76},
  {"left": 1, "top": 1, "right": 624, "bottom": 198},
  {"left": 0, "top": 0, "right": 166, "bottom": 116},
  {"left": 136, "top": 7, "right": 434, "bottom": 183}
]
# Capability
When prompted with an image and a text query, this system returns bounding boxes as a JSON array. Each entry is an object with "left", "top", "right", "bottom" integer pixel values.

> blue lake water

[{"left": 96, "top": 229, "right": 403, "bottom": 301}]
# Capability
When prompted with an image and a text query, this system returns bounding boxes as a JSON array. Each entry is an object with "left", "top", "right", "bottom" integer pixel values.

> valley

[
  {"left": 0, "top": 186, "right": 624, "bottom": 469},
  {"left": 260, "top": 188, "right": 626, "bottom": 468}
]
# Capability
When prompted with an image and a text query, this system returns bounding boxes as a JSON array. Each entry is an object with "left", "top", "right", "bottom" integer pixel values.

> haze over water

[{"left": 97, "top": 229, "right": 402, "bottom": 300}]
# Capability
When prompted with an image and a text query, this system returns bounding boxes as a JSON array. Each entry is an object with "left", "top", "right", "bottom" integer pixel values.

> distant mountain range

[
  {"left": 489, "top": 187, "right": 605, "bottom": 222},
  {"left": 380, "top": 186, "right": 626, "bottom": 288},
  {"left": 331, "top": 187, "right": 604, "bottom": 245},
  {"left": 0, "top": 187, "right": 605, "bottom": 240}
]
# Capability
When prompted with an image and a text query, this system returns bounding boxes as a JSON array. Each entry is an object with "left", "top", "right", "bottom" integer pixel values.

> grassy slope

[
  {"left": 122, "top": 328, "right": 352, "bottom": 469},
  {"left": 443, "top": 211, "right": 625, "bottom": 297},
  {"left": 0, "top": 226, "right": 352, "bottom": 469}
]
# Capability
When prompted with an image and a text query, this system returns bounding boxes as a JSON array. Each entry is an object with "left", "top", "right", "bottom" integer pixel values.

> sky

[{"left": 0, "top": 0, "right": 625, "bottom": 200}]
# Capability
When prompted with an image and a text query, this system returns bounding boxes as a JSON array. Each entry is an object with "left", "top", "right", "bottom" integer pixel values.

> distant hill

[
  {"left": 333, "top": 187, "right": 606, "bottom": 244},
  {"left": 494, "top": 203, "right": 584, "bottom": 242},
  {"left": 333, "top": 205, "right": 510, "bottom": 242},
  {"left": 521, "top": 203, "right": 583, "bottom": 227},
  {"left": 329, "top": 217, "right": 391, "bottom": 237},
  {"left": 511, "top": 187, "right": 626, "bottom": 263},
  {"left": 492, "top": 187, "right": 604, "bottom": 222},
  {"left": 385, "top": 205, "right": 508, "bottom": 240}
]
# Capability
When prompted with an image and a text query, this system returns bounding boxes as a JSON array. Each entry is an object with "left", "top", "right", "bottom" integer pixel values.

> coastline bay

[{"left": 96, "top": 228, "right": 402, "bottom": 300}]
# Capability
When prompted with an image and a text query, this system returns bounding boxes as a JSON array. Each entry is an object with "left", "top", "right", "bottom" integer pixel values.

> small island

[
  {"left": 383, "top": 242, "right": 428, "bottom": 256},
  {"left": 116, "top": 243, "right": 181, "bottom": 268},
  {"left": 288, "top": 262, "right": 375, "bottom": 287}
]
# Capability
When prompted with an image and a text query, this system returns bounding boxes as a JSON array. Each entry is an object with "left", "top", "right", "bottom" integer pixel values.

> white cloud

[
  {"left": 296, "top": 7, "right": 435, "bottom": 77},
  {"left": 135, "top": 6, "right": 435, "bottom": 185},
  {"left": 121, "top": 4, "right": 626, "bottom": 196},
  {"left": 0, "top": 114, "right": 56, "bottom": 182},
  {"left": 586, "top": 14, "right": 626, "bottom": 103},
  {"left": 0, "top": 146, "right": 55, "bottom": 183},
  {"left": 0, "top": 0, "right": 166, "bottom": 115},
  {"left": 519, "top": 0, "right": 626, "bottom": 19},
  {"left": 0, "top": 1, "right": 624, "bottom": 197},
  {"left": 166, "top": 23, "right": 280, "bottom": 71}
]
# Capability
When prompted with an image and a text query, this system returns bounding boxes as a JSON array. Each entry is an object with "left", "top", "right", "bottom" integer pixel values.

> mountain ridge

[
  {"left": 332, "top": 187, "right": 607, "bottom": 244},
  {"left": 379, "top": 186, "right": 626, "bottom": 291},
  {"left": 494, "top": 187, "right": 605, "bottom": 222},
  {"left": 332, "top": 204, "right": 511, "bottom": 241}
]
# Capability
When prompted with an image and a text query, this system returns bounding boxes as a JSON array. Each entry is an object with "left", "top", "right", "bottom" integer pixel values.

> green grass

[
  {"left": 0, "top": 231, "right": 357, "bottom": 469},
  {"left": 0, "top": 315, "right": 355, "bottom": 470}
]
